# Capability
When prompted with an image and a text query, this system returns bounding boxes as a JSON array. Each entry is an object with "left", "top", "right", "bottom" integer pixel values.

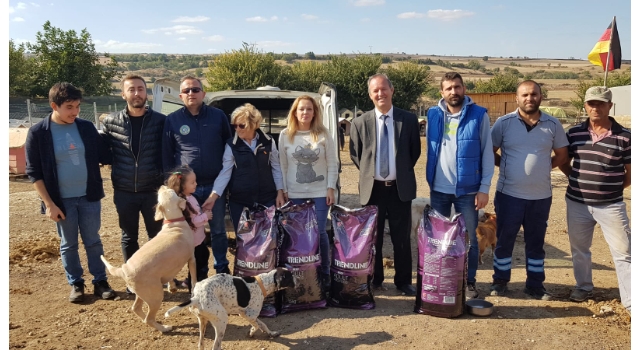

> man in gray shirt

[{"left": 490, "top": 80, "right": 568, "bottom": 300}]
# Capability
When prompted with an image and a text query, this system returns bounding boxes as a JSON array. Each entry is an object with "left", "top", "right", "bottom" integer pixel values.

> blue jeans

[
  {"left": 492, "top": 191, "right": 551, "bottom": 289},
  {"left": 56, "top": 196, "right": 107, "bottom": 285},
  {"left": 192, "top": 184, "right": 229, "bottom": 274},
  {"left": 291, "top": 197, "right": 330, "bottom": 275},
  {"left": 429, "top": 190, "right": 479, "bottom": 284}
]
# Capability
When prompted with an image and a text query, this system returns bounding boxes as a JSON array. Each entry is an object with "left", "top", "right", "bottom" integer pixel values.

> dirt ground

[{"left": 9, "top": 137, "right": 631, "bottom": 349}]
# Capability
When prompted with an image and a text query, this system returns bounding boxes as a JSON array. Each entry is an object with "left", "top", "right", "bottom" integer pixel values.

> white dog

[
  {"left": 101, "top": 186, "right": 197, "bottom": 333},
  {"left": 165, "top": 268, "right": 295, "bottom": 350}
]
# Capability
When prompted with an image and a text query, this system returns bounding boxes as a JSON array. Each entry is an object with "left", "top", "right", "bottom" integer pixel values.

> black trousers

[
  {"left": 113, "top": 189, "right": 163, "bottom": 262},
  {"left": 367, "top": 181, "right": 413, "bottom": 287}
]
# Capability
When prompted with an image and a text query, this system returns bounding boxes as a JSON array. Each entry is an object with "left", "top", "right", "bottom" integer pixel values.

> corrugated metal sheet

[{"left": 467, "top": 92, "right": 517, "bottom": 122}]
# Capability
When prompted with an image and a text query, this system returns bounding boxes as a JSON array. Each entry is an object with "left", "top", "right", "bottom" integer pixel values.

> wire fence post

[
  {"left": 27, "top": 99, "right": 33, "bottom": 128},
  {"left": 94, "top": 102, "right": 99, "bottom": 129}
]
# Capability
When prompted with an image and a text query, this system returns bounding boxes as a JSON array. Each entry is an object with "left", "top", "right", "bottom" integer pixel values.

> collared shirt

[
  {"left": 588, "top": 125, "right": 612, "bottom": 144},
  {"left": 211, "top": 132, "right": 283, "bottom": 196},
  {"left": 374, "top": 106, "right": 396, "bottom": 181}
]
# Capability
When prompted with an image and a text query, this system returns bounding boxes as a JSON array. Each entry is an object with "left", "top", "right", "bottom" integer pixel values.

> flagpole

[{"left": 603, "top": 16, "right": 616, "bottom": 87}]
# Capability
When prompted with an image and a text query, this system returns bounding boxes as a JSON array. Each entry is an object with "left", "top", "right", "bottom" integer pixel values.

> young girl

[{"left": 166, "top": 166, "right": 212, "bottom": 290}]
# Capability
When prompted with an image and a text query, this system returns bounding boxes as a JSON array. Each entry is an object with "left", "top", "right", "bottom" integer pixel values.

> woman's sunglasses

[{"left": 231, "top": 123, "right": 247, "bottom": 130}]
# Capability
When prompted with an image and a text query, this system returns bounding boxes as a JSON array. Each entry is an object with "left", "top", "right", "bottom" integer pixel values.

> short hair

[
  {"left": 121, "top": 74, "right": 147, "bottom": 90},
  {"left": 367, "top": 73, "right": 394, "bottom": 92},
  {"left": 48, "top": 82, "right": 83, "bottom": 107},
  {"left": 517, "top": 80, "right": 542, "bottom": 94},
  {"left": 230, "top": 103, "right": 263, "bottom": 131},
  {"left": 440, "top": 72, "right": 464, "bottom": 89},
  {"left": 180, "top": 75, "right": 204, "bottom": 89}
]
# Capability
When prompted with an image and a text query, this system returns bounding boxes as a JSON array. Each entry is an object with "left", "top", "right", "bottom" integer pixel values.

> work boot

[
  {"left": 490, "top": 280, "right": 508, "bottom": 296},
  {"left": 93, "top": 280, "right": 116, "bottom": 300},
  {"left": 69, "top": 283, "right": 85, "bottom": 303}
]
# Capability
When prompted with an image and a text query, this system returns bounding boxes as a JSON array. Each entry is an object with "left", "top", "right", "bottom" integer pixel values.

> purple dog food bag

[
  {"left": 234, "top": 205, "right": 278, "bottom": 317},
  {"left": 277, "top": 200, "right": 326, "bottom": 313},
  {"left": 328, "top": 204, "right": 378, "bottom": 309},
  {"left": 414, "top": 204, "right": 468, "bottom": 318}
]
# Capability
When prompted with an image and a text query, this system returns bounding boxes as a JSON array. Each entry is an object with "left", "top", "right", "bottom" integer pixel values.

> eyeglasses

[
  {"left": 181, "top": 87, "right": 202, "bottom": 94},
  {"left": 232, "top": 123, "right": 247, "bottom": 130}
]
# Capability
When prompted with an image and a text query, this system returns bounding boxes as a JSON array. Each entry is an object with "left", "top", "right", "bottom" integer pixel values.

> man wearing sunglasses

[{"left": 163, "top": 76, "right": 233, "bottom": 277}]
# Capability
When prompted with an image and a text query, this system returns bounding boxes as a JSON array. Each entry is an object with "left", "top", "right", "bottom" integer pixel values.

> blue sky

[{"left": 7, "top": 0, "right": 634, "bottom": 59}]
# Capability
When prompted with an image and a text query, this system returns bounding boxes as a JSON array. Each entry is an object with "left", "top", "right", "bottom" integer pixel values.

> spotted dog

[{"left": 165, "top": 268, "right": 294, "bottom": 350}]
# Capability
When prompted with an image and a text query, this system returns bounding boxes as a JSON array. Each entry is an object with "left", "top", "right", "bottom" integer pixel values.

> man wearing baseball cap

[{"left": 559, "top": 86, "right": 631, "bottom": 314}]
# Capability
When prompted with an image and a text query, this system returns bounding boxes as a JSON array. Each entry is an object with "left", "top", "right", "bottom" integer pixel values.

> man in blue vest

[{"left": 426, "top": 72, "right": 494, "bottom": 299}]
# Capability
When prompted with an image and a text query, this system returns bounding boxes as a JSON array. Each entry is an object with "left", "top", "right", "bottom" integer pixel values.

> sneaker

[
  {"left": 93, "top": 280, "right": 116, "bottom": 300},
  {"left": 397, "top": 284, "right": 417, "bottom": 296},
  {"left": 569, "top": 289, "right": 593, "bottom": 302},
  {"left": 69, "top": 283, "right": 85, "bottom": 303},
  {"left": 490, "top": 280, "right": 508, "bottom": 296},
  {"left": 524, "top": 286, "right": 552, "bottom": 301},
  {"left": 466, "top": 283, "right": 479, "bottom": 299}
]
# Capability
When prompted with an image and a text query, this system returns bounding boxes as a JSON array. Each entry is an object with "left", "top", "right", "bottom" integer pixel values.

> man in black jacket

[{"left": 102, "top": 74, "right": 166, "bottom": 268}]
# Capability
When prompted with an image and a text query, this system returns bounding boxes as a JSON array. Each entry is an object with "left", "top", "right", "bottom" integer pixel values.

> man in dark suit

[{"left": 349, "top": 73, "right": 421, "bottom": 296}]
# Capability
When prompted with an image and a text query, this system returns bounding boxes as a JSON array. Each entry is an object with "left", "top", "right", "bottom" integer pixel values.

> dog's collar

[
  {"left": 255, "top": 276, "right": 268, "bottom": 298},
  {"left": 163, "top": 217, "right": 186, "bottom": 224}
]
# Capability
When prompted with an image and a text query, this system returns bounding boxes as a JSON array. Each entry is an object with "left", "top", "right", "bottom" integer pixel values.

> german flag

[{"left": 588, "top": 19, "right": 622, "bottom": 71}]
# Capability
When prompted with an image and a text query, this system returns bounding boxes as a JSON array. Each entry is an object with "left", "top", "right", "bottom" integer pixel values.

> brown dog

[
  {"left": 476, "top": 212, "right": 497, "bottom": 264},
  {"left": 101, "top": 186, "right": 197, "bottom": 332}
]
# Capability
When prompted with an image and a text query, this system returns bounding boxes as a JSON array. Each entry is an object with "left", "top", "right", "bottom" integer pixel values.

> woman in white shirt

[{"left": 279, "top": 95, "right": 339, "bottom": 289}]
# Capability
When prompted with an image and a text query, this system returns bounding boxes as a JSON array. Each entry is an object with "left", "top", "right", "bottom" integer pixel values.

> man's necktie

[{"left": 380, "top": 115, "right": 389, "bottom": 178}]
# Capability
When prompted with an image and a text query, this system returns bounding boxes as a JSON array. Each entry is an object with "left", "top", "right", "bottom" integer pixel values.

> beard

[
  {"left": 520, "top": 102, "right": 540, "bottom": 114},
  {"left": 128, "top": 97, "right": 147, "bottom": 109},
  {"left": 445, "top": 94, "right": 464, "bottom": 108}
]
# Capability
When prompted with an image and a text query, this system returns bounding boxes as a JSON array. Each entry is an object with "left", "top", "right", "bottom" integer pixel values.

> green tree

[
  {"left": 324, "top": 54, "right": 381, "bottom": 110},
  {"left": 280, "top": 61, "right": 327, "bottom": 93},
  {"left": 194, "top": 67, "right": 203, "bottom": 77},
  {"left": 9, "top": 39, "right": 34, "bottom": 96},
  {"left": 304, "top": 51, "right": 316, "bottom": 60},
  {"left": 205, "top": 43, "right": 284, "bottom": 91},
  {"left": 466, "top": 59, "right": 483, "bottom": 71},
  {"left": 380, "top": 62, "right": 432, "bottom": 110},
  {"left": 26, "top": 21, "right": 121, "bottom": 97},
  {"left": 470, "top": 73, "right": 520, "bottom": 93},
  {"left": 482, "top": 56, "right": 489, "bottom": 62},
  {"left": 569, "top": 68, "right": 631, "bottom": 115}
]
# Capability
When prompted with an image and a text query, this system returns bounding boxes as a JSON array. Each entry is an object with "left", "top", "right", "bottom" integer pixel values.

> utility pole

[{"left": 369, "top": 46, "right": 372, "bottom": 54}]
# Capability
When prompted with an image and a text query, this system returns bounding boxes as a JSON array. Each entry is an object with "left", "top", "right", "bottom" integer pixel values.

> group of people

[
  {"left": 350, "top": 72, "right": 630, "bottom": 315},
  {"left": 25, "top": 74, "right": 339, "bottom": 301},
  {"left": 25, "top": 72, "right": 630, "bottom": 316}
]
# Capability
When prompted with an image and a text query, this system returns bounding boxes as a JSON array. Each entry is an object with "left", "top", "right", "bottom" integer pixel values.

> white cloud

[
  {"left": 30, "top": 2, "right": 39, "bottom": 6},
  {"left": 172, "top": 16, "right": 210, "bottom": 23},
  {"left": 94, "top": 39, "right": 162, "bottom": 50},
  {"left": 246, "top": 16, "right": 268, "bottom": 22},
  {"left": 142, "top": 25, "right": 203, "bottom": 35},
  {"left": 427, "top": 9, "right": 474, "bottom": 21},
  {"left": 177, "top": 37, "right": 187, "bottom": 41},
  {"left": 397, "top": 12, "right": 426, "bottom": 19},
  {"left": 203, "top": 35, "right": 224, "bottom": 42},
  {"left": 9, "top": 7, "right": 14, "bottom": 13},
  {"left": 352, "top": 0, "right": 384, "bottom": 6},
  {"left": 301, "top": 14, "right": 318, "bottom": 20},
  {"left": 360, "top": 18, "right": 370, "bottom": 22},
  {"left": 257, "top": 40, "right": 293, "bottom": 49},
  {"left": 246, "top": 15, "right": 280, "bottom": 22},
  {"left": 17, "top": 2, "right": 27, "bottom": 9},
  {"left": 12, "top": 17, "right": 25, "bottom": 22}
]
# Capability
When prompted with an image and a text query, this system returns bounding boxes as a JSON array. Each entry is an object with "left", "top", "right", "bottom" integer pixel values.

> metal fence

[{"left": 9, "top": 96, "right": 135, "bottom": 128}]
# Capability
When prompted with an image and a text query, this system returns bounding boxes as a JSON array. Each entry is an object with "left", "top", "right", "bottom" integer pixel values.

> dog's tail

[
  {"left": 100, "top": 255, "right": 126, "bottom": 279},
  {"left": 164, "top": 299, "right": 195, "bottom": 318}
]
